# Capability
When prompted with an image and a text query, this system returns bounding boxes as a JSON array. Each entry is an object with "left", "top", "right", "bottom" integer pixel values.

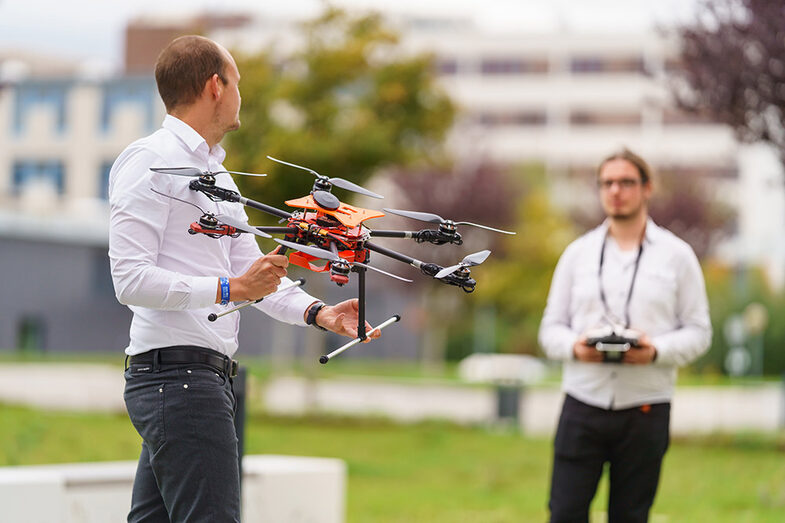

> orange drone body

[
  {"left": 283, "top": 194, "right": 381, "bottom": 276},
  {"left": 284, "top": 195, "right": 385, "bottom": 228}
]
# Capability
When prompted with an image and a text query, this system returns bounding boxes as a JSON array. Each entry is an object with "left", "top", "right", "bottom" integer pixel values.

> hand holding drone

[{"left": 149, "top": 156, "right": 515, "bottom": 363}]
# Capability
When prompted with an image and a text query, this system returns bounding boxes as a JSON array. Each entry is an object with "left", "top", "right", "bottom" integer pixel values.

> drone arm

[
  {"left": 236, "top": 196, "right": 292, "bottom": 220},
  {"left": 364, "top": 241, "right": 476, "bottom": 292},
  {"left": 189, "top": 179, "right": 242, "bottom": 202},
  {"left": 367, "top": 230, "right": 416, "bottom": 239},
  {"left": 365, "top": 241, "right": 420, "bottom": 267}
]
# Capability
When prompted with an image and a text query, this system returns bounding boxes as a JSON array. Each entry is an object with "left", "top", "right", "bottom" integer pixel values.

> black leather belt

[{"left": 127, "top": 346, "right": 238, "bottom": 378}]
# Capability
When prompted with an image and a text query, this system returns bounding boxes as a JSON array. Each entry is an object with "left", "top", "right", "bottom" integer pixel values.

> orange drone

[{"left": 150, "top": 156, "right": 515, "bottom": 363}]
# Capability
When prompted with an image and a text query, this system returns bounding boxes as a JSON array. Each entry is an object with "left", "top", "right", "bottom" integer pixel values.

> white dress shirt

[
  {"left": 538, "top": 219, "right": 711, "bottom": 409},
  {"left": 109, "top": 115, "right": 316, "bottom": 357}
]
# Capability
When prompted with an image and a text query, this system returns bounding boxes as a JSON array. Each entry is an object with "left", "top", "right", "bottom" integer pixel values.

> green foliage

[
  {"left": 697, "top": 263, "right": 785, "bottom": 375},
  {"left": 224, "top": 7, "right": 455, "bottom": 223},
  {"left": 473, "top": 167, "right": 575, "bottom": 354}
]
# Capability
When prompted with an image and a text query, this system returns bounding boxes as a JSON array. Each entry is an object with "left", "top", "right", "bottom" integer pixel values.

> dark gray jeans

[{"left": 124, "top": 363, "right": 241, "bottom": 522}]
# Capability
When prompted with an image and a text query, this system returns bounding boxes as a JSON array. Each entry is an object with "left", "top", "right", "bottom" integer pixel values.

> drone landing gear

[
  {"left": 319, "top": 315, "right": 401, "bottom": 364},
  {"left": 208, "top": 278, "right": 306, "bottom": 322},
  {"left": 319, "top": 266, "right": 401, "bottom": 364}
]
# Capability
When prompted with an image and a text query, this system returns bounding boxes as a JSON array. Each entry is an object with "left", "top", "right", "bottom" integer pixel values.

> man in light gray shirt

[{"left": 539, "top": 148, "right": 711, "bottom": 522}]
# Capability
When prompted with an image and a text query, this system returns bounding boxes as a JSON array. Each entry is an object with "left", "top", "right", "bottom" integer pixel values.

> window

[
  {"left": 478, "top": 111, "right": 547, "bottom": 126},
  {"left": 662, "top": 108, "right": 716, "bottom": 125},
  {"left": 101, "top": 78, "right": 157, "bottom": 133},
  {"left": 570, "top": 57, "right": 645, "bottom": 74},
  {"left": 12, "top": 160, "right": 65, "bottom": 194},
  {"left": 480, "top": 58, "right": 548, "bottom": 75},
  {"left": 570, "top": 111, "right": 641, "bottom": 126},
  {"left": 99, "top": 161, "right": 113, "bottom": 200},
  {"left": 12, "top": 81, "right": 70, "bottom": 135},
  {"left": 435, "top": 59, "right": 458, "bottom": 75},
  {"left": 17, "top": 316, "right": 46, "bottom": 352}
]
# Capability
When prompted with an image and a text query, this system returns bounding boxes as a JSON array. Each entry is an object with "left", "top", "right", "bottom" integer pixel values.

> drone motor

[
  {"left": 188, "top": 213, "right": 240, "bottom": 238},
  {"left": 329, "top": 260, "right": 351, "bottom": 286}
]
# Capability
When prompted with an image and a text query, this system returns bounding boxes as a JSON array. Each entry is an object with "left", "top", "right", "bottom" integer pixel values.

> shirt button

[
  {"left": 183, "top": 384, "right": 189, "bottom": 389},
  {"left": 187, "top": 370, "right": 192, "bottom": 374}
]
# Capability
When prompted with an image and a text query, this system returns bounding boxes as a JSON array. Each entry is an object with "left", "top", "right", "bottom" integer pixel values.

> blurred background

[{"left": 1, "top": 0, "right": 784, "bottom": 521}]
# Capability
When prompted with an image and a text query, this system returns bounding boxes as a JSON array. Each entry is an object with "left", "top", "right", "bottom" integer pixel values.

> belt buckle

[{"left": 229, "top": 359, "right": 238, "bottom": 378}]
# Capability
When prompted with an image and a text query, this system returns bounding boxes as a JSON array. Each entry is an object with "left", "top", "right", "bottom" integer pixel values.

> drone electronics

[{"left": 150, "top": 156, "right": 516, "bottom": 363}]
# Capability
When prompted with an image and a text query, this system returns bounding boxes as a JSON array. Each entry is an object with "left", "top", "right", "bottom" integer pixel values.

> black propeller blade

[
  {"left": 266, "top": 156, "right": 383, "bottom": 199},
  {"left": 150, "top": 167, "right": 267, "bottom": 177},
  {"left": 435, "top": 250, "right": 492, "bottom": 279},
  {"left": 383, "top": 208, "right": 515, "bottom": 235}
]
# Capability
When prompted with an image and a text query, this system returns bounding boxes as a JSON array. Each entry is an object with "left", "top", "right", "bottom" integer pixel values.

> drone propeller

[
  {"left": 274, "top": 239, "right": 412, "bottom": 282},
  {"left": 214, "top": 214, "right": 272, "bottom": 239},
  {"left": 435, "top": 250, "right": 492, "bottom": 279},
  {"left": 266, "top": 156, "right": 383, "bottom": 199},
  {"left": 150, "top": 167, "right": 267, "bottom": 177},
  {"left": 150, "top": 188, "right": 210, "bottom": 214},
  {"left": 383, "top": 208, "right": 515, "bottom": 235}
]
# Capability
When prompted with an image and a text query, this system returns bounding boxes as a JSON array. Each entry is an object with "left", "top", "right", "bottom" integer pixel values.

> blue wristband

[{"left": 219, "top": 277, "right": 230, "bottom": 305}]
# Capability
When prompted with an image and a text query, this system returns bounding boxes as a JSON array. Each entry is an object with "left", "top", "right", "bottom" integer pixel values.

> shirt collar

[
  {"left": 161, "top": 115, "right": 226, "bottom": 165},
  {"left": 599, "top": 217, "right": 659, "bottom": 246}
]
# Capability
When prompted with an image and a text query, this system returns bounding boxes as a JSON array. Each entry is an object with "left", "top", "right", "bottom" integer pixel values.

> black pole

[
  {"left": 357, "top": 267, "right": 366, "bottom": 340},
  {"left": 233, "top": 366, "right": 247, "bottom": 492}
]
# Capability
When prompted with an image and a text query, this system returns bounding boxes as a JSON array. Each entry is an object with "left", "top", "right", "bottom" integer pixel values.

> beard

[{"left": 606, "top": 201, "right": 646, "bottom": 221}]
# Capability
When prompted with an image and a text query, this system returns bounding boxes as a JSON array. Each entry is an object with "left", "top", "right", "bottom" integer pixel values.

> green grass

[{"left": 1, "top": 404, "right": 783, "bottom": 522}]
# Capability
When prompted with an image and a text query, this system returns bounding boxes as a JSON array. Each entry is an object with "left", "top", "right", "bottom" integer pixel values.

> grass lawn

[{"left": 1, "top": 404, "right": 783, "bottom": 522}]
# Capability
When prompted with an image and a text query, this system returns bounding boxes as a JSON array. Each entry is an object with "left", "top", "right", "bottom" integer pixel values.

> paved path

[{"left": 1, "top": 363, "right": 783, "bottom": 435}]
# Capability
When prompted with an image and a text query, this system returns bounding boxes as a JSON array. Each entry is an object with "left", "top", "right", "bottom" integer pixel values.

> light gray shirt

[
  {"left": 109, "top": 115, "right": 316, "bottom": 357},
  {"left": 538, "top": 219, "right": 711, "bottom": 409}
]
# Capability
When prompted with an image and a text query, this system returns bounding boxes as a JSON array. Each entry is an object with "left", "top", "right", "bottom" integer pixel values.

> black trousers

[
  {"left": 124, "top": 362, "right": 241, "bottom": 522},
  {"left": 548, "top": 394, "right": 670, "bottom": 523}
]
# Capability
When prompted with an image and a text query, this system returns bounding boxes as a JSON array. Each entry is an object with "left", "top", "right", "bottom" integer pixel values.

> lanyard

[{"left": 598, "top": 230, "right": 645, "bottom": 329}]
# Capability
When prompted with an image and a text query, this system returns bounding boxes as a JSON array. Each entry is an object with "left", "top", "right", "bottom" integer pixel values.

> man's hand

[
  {"left": 573, "top": 336, "right": 604, "bottom": 362},
  {"left": 622, "top": 335, "right": 657, "bottom": 364},
  {"left": 224, "top": 246, "right": 289, "bottom": 302},
  {"left": 315, "top": 299, "right": 381, "bottom": 342}
]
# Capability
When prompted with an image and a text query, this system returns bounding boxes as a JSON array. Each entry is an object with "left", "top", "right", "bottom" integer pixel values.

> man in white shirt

[
  {"left": 110, "top": 35, "right": 378, "bottom": 522},
  {"left": 538, "top": 148, "right": 711, "bottom": 522}
]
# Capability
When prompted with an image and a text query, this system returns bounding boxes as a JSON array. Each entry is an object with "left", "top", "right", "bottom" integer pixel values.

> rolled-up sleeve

[{"left": 108, "top": 148, "right": 218, "bottom": 310}]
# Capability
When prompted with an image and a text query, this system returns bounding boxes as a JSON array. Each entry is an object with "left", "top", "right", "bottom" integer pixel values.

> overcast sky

[{"left": 0, "top": 0, "right": 700, "bottom": 68}]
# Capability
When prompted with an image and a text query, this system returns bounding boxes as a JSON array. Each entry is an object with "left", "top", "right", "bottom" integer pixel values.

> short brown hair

[
  {"left": 597, "top": 148, "right": 652, "bottom": 184},
  {"left": 154, "top": 35, "right": 228, "bottom": 112}
]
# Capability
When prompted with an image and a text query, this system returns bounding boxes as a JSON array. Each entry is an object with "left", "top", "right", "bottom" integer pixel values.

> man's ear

[
  {"left": 642, "top": 180, "right": 653, "bottom": 200},
  {"left": 206, "top": 73, "right": 222, "bottom": 100}
]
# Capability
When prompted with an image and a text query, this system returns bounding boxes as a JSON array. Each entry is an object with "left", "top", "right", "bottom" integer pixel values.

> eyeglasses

[{"left": 598, "top": 178, "right": 640, "bottom": 190}]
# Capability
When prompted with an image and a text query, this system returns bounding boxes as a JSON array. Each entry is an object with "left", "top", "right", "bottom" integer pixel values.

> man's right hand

[
  {"left": 573, "top": 336, "right": 604, "bottom": 363},
  {"left": 226, "top": 246, "right": 289, "bottom": 302}
]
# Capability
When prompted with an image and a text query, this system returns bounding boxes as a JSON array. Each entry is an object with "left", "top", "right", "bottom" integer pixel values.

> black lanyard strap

[{"left": 598, "top": 231, "right": 645, "bottom": 329}]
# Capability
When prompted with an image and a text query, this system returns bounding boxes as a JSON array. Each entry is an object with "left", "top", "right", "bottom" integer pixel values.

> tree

[
  {"left": 674, "top": 0, "right": 785, "bottom": 165},
  {"left": 383, "top": 162, "right": 521, "bottom": 365},
  {"left": 224, "top": 7, "right": 455, "bottom": 221},
  {"left": 472, "top": 167, "right": 576, "bottom": 355}
]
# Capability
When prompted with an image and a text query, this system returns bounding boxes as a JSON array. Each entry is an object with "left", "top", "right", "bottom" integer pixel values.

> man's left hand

[
  {"left": 316, "top": 299, "right": 381, "bottom": 342},
  {"left": 622, "top": 335, "right": 657, "bottom": 364}
]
